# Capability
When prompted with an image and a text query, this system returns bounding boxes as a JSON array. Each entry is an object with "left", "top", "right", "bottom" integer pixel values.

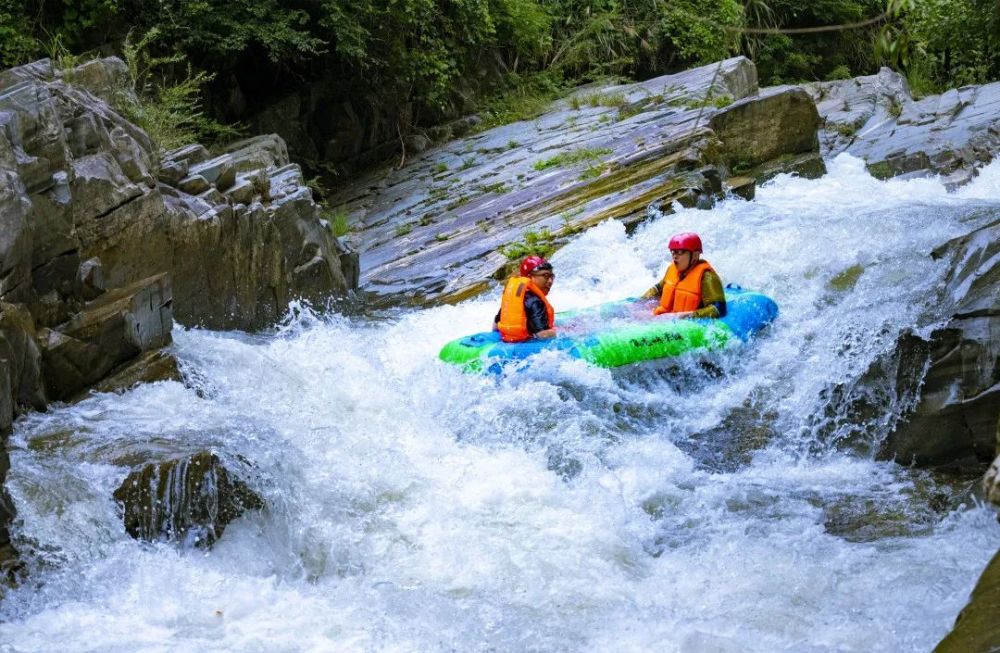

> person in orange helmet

[
  {"left": 493, "top": 255, "right": 557, "bottom": 342},
  {"left": 642, "top": 232, "right": 727, "bottom": 319}
]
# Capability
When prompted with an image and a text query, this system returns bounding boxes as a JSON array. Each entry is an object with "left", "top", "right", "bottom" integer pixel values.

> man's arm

[
  {"left": 524, "top": 293, "right": 555, "bottom": 337},
  {"left": 640, "top": 280, "right": 663, "bottom": 300},
  {"left": 690, "top": 270, "right": 727, "bottom": 318}
]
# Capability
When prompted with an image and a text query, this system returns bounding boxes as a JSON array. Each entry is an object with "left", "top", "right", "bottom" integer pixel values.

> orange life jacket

[
  {"left": 497, "top": 276, "right": 555, "bottom": 343},
  {"left": 657, "top": 260, "right": 714, "bottom": 314}
]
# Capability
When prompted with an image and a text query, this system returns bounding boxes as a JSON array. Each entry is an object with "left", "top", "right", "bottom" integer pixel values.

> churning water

[{"left": 1, "top": 155, "right": 999, "bottom": 652}]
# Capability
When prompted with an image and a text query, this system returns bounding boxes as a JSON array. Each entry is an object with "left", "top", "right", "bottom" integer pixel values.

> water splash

[{"left": 1, "top": 155, "right": 998, "bottom": 652}]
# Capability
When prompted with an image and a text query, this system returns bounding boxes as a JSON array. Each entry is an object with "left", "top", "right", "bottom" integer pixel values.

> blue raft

[{"left": 439, "top": 286, "right": 779, "bottom": 374}]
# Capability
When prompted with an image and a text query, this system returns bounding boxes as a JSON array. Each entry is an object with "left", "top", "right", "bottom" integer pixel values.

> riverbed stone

[
  {"left": 38, "top": 274, "right": 173, "bottom": 400},
  {"left": 224, "top": 133, "right": 290, "bottom": 173},
  {"left": 934, "top": 548, "right": 1000, "bottom": 652},
  {"left": 63, "top": 57, "right": 128, "bottom": 105},
  {"left": 808, "top": 68, "right": 1000, "bottom": 184},
  {"left": 0, "top": 303, "right": 46, "bottom": 412},
  {"left": 189, "top": 154, "right": 236, "bottom": 191},
  {"left": 88, "top": 349, "right": 182, "bottom": 397},
  {"left": 113, "top": 451, "right": 264, "bottom": 547}
]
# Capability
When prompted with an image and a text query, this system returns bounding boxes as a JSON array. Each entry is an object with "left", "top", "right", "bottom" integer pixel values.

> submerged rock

[{"left": 113, "top": 452, "right": 264, "bottom": 547}]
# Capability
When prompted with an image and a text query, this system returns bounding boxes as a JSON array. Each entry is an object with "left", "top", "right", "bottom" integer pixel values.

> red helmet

[
  {"left": 668, "top": 232, "right": 702, "bottom": 252},
  {"left": 519, "top": 255, "right": 550, "bottom": 277}
]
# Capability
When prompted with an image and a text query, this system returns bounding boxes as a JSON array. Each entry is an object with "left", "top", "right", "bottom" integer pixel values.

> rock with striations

[
  {"left": 332, "top": 57, "right": 823, "bottom": 306},
  {"left": 0, "top": 54, "right": 359, "bottom": 570},
  {"left": 807, "top": 68, "right": 1000, "bottom": 187}
]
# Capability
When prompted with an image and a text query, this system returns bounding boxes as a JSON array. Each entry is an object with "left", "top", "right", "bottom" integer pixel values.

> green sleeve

[
  {"left": 690, "top": 269, "right": 725, "bottom": 319},
  {"left": 640, "top": 281, "right": 663, "bottom": 300}
]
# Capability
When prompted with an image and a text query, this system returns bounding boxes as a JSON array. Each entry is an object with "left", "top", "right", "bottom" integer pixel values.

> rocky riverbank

[{"left": 0, "top": 57, "right": 357, "bottom": 581}]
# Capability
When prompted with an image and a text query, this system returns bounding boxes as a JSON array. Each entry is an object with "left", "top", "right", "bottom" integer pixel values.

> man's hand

[
  {"left": 653, "top": 308, "right": 693, "bottom": 318},
  {"left": 535, "top": 328, "right": 557, "bottom": 339}
]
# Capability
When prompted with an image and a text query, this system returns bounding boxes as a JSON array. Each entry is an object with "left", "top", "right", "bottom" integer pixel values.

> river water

[{"left": 1, "top": 155, "right": 998, "bottom": 652}]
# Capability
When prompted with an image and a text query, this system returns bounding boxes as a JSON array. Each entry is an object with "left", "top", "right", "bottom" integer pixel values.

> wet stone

[{"left": 113, "top": 451, "right": 264, "bottom": 548}]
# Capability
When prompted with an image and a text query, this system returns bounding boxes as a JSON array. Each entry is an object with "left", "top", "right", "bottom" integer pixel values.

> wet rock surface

[
  {"left": 934, "top": 548, "right": 1000, "bottom": 653},
  {"left": 0, "top": 55, "right": 357, "bottom": 571},
  {"left": 880, "top": 219, "right": 1000, "bottom": 468},
  {"left": 113, "top": 451, "right": 264, "bottom": 547},
  {"left": 333, "top": 57, "right": 822, "bottom": 306},
  {"left": 807, "top": 68, "right": 1000, "bottom": 186}
]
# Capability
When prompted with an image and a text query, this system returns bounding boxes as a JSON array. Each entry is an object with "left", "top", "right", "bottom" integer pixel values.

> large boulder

[
  {"left": 708, "top": 86, "right": 820, "bottom": 169},
  {"left": 113, "top": 452, "right": 264, "bottom": 547},
  {"left": 880, "top": 220, "right": 1000, "bottom": 467}
]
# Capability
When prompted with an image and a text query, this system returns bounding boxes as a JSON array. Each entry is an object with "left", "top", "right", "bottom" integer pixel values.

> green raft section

[{"left": 439, "top": 287, "right": 779, "bottom": 374}]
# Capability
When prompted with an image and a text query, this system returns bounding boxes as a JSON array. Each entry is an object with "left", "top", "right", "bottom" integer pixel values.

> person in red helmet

[
  {"left": 493, "top": 255, "right": 557, "bottom": 342},
  {"left": 642, "top": 232, "right": 727, "bottom": 319}
]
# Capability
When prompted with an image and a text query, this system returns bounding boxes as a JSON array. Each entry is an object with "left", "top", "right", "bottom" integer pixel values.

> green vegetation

[
  {"left": 432, "top": 162, "right": 449, "bottom": 174},
  {"left": 500, "top": 227, "right": 558, "bottom": 260},
  {"left": 578, "top": 163, "right": 605, "bottom": 180},
  {"left": 115, "top": 29, "right": 238, "bottom": 151},
  {"left": 616, "top": 103, "right": 645, "bottom": 120},
  {"left": 582, "top": 91, "right": 627, "bottom": 108},
  {"left": 832, "top": 122, "right": 860, "bottom": 138},
  {"left": 4, "top": 0, "right": 1000, "bottom": 173},
  {"left": 668, "top": 93, "right": 733, "bottom": 110},
  {"left": 474, "top": 72, "right": 567, "bottom": 132},
  {"left": 324, "top": 206, "right": 351, "bottom": 237},
  {"left": 479, "top": 182, "right": 510, "bottom": 194},
  {"left": 533, "top": 147, "right": 613, "bottom": 172}
]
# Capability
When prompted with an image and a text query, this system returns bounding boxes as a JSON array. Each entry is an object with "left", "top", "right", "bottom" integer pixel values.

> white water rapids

[{"left": 1, "top": 155, "right": 999, "bottom": 652}]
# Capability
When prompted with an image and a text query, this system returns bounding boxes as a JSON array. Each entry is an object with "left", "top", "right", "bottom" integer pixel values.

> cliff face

[{"left": 0, "top": 56, "right": 358, "bottom": 576}]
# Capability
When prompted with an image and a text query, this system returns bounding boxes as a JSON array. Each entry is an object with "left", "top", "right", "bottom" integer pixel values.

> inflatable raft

[{"left": 439, "top": 286, "right": 778, "bottom": 374}]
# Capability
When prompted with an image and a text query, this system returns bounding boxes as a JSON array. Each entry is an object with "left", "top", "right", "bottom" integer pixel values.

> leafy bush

[
  {"left": 115, "top": 28, "right": 239, "bottom": 152},
  {"left": 500, "top": 227, "right": 557, "bottom": 260},
  {"left": 0, "top": 1, "right": 41, "bottom": 67}
]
